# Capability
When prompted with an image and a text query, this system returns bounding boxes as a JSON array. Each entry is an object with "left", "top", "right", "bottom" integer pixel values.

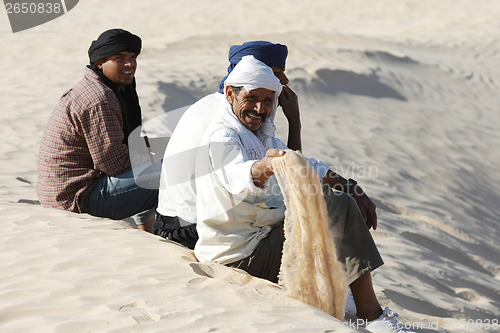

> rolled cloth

[
  {"left": 218, "top": 41, "right": 288, "bottom": 93},
  {"left": 272, "top": 150, "right": 347, "bottom": 320},
  {"left": 88, "top": 28, "right": 142, "bottom": 64}
]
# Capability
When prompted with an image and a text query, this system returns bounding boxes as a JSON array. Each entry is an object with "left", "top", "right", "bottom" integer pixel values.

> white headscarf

[{"left": 220, "top": 55, "right": 283, "bottom": 160}]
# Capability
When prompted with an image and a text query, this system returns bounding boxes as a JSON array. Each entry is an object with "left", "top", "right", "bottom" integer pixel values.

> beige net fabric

[{"left": 272, "top": 150, "right": 347, "bottom": 319}]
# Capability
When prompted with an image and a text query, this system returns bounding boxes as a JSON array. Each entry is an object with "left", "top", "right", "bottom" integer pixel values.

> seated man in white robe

[
  {"left": 154, "top": 41, "right": 376, "bottom": 247},
  {"left": 154, "top": 41, "right": 303, "bottom": 248},
  {"left": 193, "top": 55, "right": 414, "bottom": 333}
]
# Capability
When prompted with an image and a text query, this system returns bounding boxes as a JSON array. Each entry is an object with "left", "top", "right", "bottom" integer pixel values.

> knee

[{"left": 323, "top": 185, "right": 352, "bottom": 207}]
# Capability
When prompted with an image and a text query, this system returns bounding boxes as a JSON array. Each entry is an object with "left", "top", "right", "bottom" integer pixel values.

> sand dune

[{"left": 1, "top": 0, "right": 499, "bottom": 332}]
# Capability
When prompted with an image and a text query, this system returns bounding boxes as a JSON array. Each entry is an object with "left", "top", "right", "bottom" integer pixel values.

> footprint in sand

[
  {"left": 455, "top": 288, "right": 482, "bottom": 302},
  {"left": 119, "top": 301, "right": 160, "bottom": 323},
  {"left": 189, "top": 262, "right": 273, "bottom": 287}
]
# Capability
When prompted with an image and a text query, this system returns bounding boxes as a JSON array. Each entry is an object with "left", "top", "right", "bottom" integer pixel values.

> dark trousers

[{"left": 228, "top": 188, "right": 384, "bottom": 285}]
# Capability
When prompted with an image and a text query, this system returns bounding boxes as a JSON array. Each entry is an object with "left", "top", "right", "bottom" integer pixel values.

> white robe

[
  {"left": 194, "top": 102, "right": 329, "bottom": 264},
  {"left": 157, "top": 92, "right": 225, "bottom": 224}
]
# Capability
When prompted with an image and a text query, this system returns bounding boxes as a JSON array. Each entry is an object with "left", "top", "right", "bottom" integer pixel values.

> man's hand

[
  {"left": 352, "top": 186, "right": 378, "bottom": 230},
  {"left": 251, "top": 149, "right": 285, "bottom": 186},
  {"left": 279, "top": 86, "right": 302, "bottom": 151},
  {"left": 322, "top": 170, "right": 378, "bottom": 230},
  {"left": 279, "top": 85, "right": 300, "bottom": 121}
]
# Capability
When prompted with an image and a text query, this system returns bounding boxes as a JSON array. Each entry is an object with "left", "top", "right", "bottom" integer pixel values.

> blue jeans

[{"left": 87, "top": 161, "right": 161, "bottom": 225}]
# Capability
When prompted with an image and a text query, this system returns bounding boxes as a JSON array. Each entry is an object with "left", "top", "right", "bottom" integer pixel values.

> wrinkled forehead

[
  {"left": 238, "top": 87, "right": 276, "bottom": 97},
  {"left": 231, "top": 86, "right": 277, "bottom": 98}
]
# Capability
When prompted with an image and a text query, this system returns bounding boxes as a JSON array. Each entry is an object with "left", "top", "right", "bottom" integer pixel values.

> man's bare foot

[{"left": 138, "top": 218, "right": 155, "bottom": 233}]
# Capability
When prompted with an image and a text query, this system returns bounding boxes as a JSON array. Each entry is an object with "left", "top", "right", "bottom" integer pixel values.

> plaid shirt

[{"left": 38, "top": 67, "right": 132, "bottom": 213}]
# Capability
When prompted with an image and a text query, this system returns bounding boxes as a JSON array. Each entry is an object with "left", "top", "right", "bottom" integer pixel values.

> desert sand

[{"left": 0, "top": 0, "right": 499, "bottom": 332}]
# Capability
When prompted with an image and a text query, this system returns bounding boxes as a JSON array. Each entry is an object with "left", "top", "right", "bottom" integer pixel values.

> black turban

[{"left": 88, "top": 29, "right": 142, "bottom": 64}]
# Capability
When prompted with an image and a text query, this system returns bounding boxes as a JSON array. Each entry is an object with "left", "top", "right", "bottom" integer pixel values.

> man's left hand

[
  {"left": 279, "top": 85, "right": 302, "bottom": 151},
  {"left": 352, "top": 187, "right": 378, "bottom": 230},
  {"left": 278, "top": 85, "right": 300, "bottom": 122}
]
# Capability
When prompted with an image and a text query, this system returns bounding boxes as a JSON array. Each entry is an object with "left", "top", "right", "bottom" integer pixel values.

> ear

[
  {"left": 225, "top": 86, "right": 234, "bottom": 105},
  {"left": 94, "top": 59, "right": 105, "bottom": 70}
]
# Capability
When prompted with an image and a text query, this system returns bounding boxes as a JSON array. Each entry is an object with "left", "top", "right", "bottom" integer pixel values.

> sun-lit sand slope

[{"left": 1, "top": 1, "right": 499, "bottom": 332}]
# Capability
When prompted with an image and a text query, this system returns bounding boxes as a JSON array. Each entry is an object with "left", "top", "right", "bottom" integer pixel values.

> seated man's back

[{"left": 157, "top": 92, "right": 226, "bottom": 224}]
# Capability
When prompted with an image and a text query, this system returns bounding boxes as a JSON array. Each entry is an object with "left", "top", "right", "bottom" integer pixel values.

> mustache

[{"left": 242, "top": 110, "right": 266, "bottom": 119}]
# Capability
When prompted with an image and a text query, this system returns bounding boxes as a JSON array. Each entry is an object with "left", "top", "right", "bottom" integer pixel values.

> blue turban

[{"left": 218, "top": 41, "right": 288, "bottom": 93}]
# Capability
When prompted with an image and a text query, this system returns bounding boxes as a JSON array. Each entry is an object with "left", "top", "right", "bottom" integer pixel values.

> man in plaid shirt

[{"left": 37, "top": 29, "right": 159, "bottom": 232}]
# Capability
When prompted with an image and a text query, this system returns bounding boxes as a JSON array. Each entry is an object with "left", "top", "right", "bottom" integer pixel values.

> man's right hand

[{"left": 251, "top": 149, "right": 285, "bottom": 186}]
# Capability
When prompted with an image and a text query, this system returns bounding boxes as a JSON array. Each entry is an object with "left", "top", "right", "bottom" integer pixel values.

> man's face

[
  {"left": 271, "top": 66, "right": 288, "bottom": 85},
  {"left": 96, "top": 51, "right": 137, "bottom": 89},
  {"left": 226, "top": 86, "right": 275, "bottom": 132}
]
